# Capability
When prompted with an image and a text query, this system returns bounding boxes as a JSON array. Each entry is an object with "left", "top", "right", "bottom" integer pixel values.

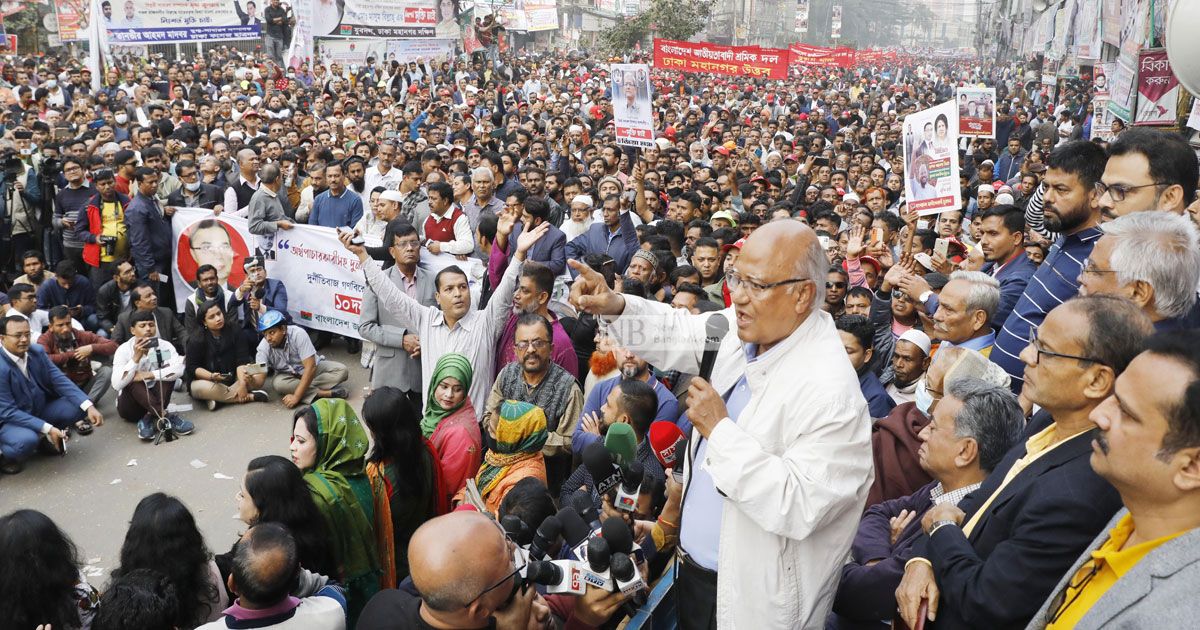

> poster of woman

[{"left": 902, "top": 100, "right": 961, "bottom": 216}]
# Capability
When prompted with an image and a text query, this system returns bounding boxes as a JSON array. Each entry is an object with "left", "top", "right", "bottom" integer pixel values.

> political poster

[
  {"left": 385, "top": 38, "right": 456, "bottom": 64},
  {"left": 53, "top": 0, "right": 90, "bottom": 41},
  {"left": 794, "top": 0, "right": 808, "bottom": 33},
  {"left": 322, "top": 0, "right": 443, "bottom": 38},
  {"left": 102, "top": 0, "right": 261, "bottom": 44},
  {"left": 1134, "top": 49, "right": 1178, "bottom": 126},
  {"left": 1107, "top": 50, "right": 1137, "bottom": 121},
  {"left": 170, "top": 208, "right": 483, "bottom": 338},
  {"left": 610, "top": 63, "right": 654, "bottom": 149},
  {"left": 286, "top": 0, "right": 314, "bottom": 68},
  {"left": 787, "top": 43, "right": 857, "bottom": 67},
  {"left": 1091, "top": 62, "right": 1115, "bottom": 140},
  {"left": 901, "top": 100, "right": 960, "bottom": 216},
  {"left": 317, "top": 37, "right": 387, "bottom": 66},
  {"left": 653, "top": 39, "right": 789, "bottom": 80},
  {"left": 956, "top": 86, "right": 995, "bottom": 138},
  {"left": 474, "top": 0, "right": 558, "bottom": 32},
  {"left": 831, "top": 4, "right": 842, "bottom": 39}
]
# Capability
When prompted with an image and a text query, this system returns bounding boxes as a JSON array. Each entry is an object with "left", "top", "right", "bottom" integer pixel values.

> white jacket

[{"left": 608, "top": 298, "right": 873, "bottom": 629}]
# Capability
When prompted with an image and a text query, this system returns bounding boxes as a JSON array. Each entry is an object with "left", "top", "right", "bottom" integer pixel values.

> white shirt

[
  {"left": 224, "top": 174, "right": 261, "bottom": 217},
  {"left": 364, "top": 164, "right": 403, "bottom": 193},
  {"left": 111, "top": 337, "right": 185, "bottom": 391}
]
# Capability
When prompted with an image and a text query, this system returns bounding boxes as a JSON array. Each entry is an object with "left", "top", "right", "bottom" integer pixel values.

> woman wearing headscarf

[
  {"left": 421, "top": 353, "right": 482, "bottom": 504},
  {"left": 290, "top": 398, "right": 381, "bottom": 625},
  {"left": 361, "top": 387, "right": 447, "bottom": 588},
  {"left": 457, "top": 400, "right": 548, "bottom": 514}
]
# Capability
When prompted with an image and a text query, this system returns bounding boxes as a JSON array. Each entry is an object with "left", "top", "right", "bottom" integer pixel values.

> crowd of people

[{"left": 2, "top": 38, "right": 1200, "bottom": 630}]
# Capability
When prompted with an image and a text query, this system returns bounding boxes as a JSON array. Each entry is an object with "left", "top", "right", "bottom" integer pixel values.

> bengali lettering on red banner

[
  {"left": 788, "top": 43, "right": 856, "bottom": 67},
  {"left": 653, "top": 39, "right": 790, "bottom": 80}
]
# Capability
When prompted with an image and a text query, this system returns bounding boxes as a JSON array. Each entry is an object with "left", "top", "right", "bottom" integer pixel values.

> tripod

[{"left": 148, "top": 346, "right": 178, "bottom": 445}]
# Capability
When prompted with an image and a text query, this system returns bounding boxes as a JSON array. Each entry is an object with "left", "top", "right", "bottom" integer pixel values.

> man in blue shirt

[
  {"left": 36, "top": 260, "right": 100, "bottom": 333},
  {"left": 836, "top": 314, "right": 895, "bottom": 419},
  {"left": 308, "top": 161, "right": 363, "bottom": 229},
  {"left": 565, "top": 194, "right": 638, "bottom": 275},
  {"left": 571, "top": 344, "right": 680, "bottom": 459},
  {"left": 991, "top": 141, "right": 1107, "bottom": 392},
  {"left": 977, "top": 205, "right": 1036, "bottom": 329},
  {"left": 124, "top": 167, "right": 178, "bottom": 310}
]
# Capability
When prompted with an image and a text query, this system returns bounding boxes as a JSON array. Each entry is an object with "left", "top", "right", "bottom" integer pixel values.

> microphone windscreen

[
  {"left": 648, "top": 421, "right": 686, "bottom": 469},
  {"left": 610, "top": 552, "right": 635, "bottom": 582},
  {"left": 623, "top": 461, "right": 644, "bottom": 490},
  {"left": 557, "top": 507, "right": 591, "bottom": 547},
  {"left": 501, "top": 515, "right": 531, "bottom": 546},
  {"left": 584, "top": 440, "right": 621, "bottom": 495},
  {"left": 536, "top": 514, "right": 562, "bottom": 540},
  {"left": 601, "top": 516, "right": 634, "bottom": 555},
  {"left": 571, "top": 490, "right": 599, "bottom": 525},
  {"left": 587, "top": 536, "right": 611, "bottom": 572},
  {"left": 604, "top": 423, "right": 638, "bottom": 467}
]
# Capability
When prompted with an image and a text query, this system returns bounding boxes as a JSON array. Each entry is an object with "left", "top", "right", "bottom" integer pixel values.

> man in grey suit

[
  {"left": 358, "top": 220, "right": 436, "bottom": 410},
  {"left": 1027, "top": 330, "right": 1200, "bottom": 629}
]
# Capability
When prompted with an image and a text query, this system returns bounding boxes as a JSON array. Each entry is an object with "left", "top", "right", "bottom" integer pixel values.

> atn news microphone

[
  {"left": 697, "top": 313, "right": 729, "bottom": 382},
  {"left": 604, "top": 422, "right": 638, "bottom": 467},
  {"left": 613, "top": 460, "right": 644, "bottom": 513},
  {"left": 527, "top": 514, "right": 561, "bottom": 561},
  {"left": 583, "top": 441, "right": 622, "bottom": 497},
  {"left": 525, "top": 560, "right": 585, "bottom": 595}
]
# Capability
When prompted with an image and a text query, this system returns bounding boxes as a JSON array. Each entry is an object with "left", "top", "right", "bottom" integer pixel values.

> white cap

[
  {"left": 843, "top": 191, "right": 860, "bottom": 203},
  {"left": 380, "top": 190, "right": 404, "bottom": 203},
  {"left": 977, "top": 184, "right": 996, "bottom": 197},
  {"left": 995, "top": 192, "right": 1015, "bottom": 205},
  {"left": 571, "top": 194, "right": 594, "bottom": 207},
  {"left": 897, "top": 329, "right": 932, "bottom": 356}
]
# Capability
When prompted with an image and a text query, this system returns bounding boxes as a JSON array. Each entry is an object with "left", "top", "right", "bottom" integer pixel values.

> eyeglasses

[
  {"left": 514, "top": 339, "right": 550, "bottom": 351},
  {"left": 1094, "top": 181, "right": 1164, "bottom": 202},
  {"left": 826, "top": 281, "right": 848, "bottom": 290},
  {"left": 1027, "top": 328, "right": 1107, "bottom": 367},
  {"left": 392, "top": 240, "right": 421, "bottom": 250},
  {"left": 726, "top": 270, "right": 810, "bottom": 298},
  {"left": 1080, "top": 258, "right": 1117, "bottom": 276},
  {"left": 1048, "top": 559, "right": 1101, "bottom": 624}
]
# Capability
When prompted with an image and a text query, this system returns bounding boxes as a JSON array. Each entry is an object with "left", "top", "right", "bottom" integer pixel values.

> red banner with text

[
  {"left": 653, "top": 39, "right": 790, "bottom": 80},
  {"left": 787, "top": 44, "right": 900, "bottom": 68}
]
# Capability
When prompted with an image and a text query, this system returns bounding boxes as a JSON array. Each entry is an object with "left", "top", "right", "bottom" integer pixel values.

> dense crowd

[{"left": 2, "top": 39, "right": 1200, "bottom": 630}]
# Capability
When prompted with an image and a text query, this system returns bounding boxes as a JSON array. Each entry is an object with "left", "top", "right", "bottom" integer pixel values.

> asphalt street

[{"left": 0, "top": 346, "right": 371, "bottom": 587}]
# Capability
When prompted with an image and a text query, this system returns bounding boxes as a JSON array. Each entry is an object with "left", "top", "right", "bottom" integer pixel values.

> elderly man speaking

[{"left": 569, "top": 220, "right": 873, "bottom": 629}]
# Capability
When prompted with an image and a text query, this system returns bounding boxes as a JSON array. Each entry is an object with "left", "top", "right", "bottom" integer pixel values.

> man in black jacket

[
  {"left": 95, "top": 259, "right": 137, "bottom": 337},
  {"left": 895, "top": 296, "right": 1153, "bottom": 629},
  {"left": 263, "top": 0, "right": 289, "bottom": 65},
  {"left": 112, "top": 282, "right": 183, "bottom": 350},
  {"left": 166, "top": 159, "right": 224, "bottom": 212}
]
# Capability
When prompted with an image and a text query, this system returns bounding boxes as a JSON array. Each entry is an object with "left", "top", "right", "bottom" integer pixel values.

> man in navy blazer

[
  {"left": 977, "top": 205, "right": 1037, "bottom": 329},
  {"left": 0, "top": 315, "right": 105, "bottom": 473},
  {"left": 829, "top": 377, "right": 1024, "bottom": 630},
  {"left": 565, "top": 194, "right": 639, "bottom": 275},
  {"left": 895, "top": 297, "right": 1152, "bottom": 629},
  {"left": 489, "top": 194, "right": 567, "bottom": 284}
]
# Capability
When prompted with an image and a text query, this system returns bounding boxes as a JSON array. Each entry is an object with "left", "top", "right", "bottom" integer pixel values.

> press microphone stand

[{"left": 150, "top": 345, "right": 177, "bottom": 445}]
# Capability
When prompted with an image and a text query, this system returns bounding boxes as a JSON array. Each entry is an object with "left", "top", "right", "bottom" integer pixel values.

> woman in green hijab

[
  {"left": 290, "top": 397, "right": 381, "bottom": 625},
  {"left": 422, "top": 353, "right": 483, "bottom": 505}
]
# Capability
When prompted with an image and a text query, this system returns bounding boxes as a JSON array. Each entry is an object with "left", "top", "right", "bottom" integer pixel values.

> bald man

[
  {"left": 358, "top": 510, "right": 543, "bottom": 629},
  {"left": 223, "top": 148, "right": 263, "bottom": 216},
  {"left": 570, "top": 220, "right": 874, "bottom": 629}
]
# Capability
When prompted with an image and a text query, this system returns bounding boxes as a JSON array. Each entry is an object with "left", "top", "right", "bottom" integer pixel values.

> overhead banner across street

[
  {"left": 653, "top": 39, "right": 789, "bottom": 80},
  {"left": 320, "top": 0, "right": 443, "bottom": 38},
  {"left": 103, "top": 0, "right": 261, "bottom": 44}
]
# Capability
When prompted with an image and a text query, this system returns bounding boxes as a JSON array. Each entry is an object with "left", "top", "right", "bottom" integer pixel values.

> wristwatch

[
  {"left": 918, "top": 290, "right": 933, "bottom": 305},
  {"left": 927, "top": 520, "right": 958, "bottom": 537}
]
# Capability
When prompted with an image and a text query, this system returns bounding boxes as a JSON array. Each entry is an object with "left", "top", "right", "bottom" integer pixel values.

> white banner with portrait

[
  {"left": 956, "top": 86, "right": 996, "bottom": 138},
  {"left": 385, "top": 38, "right": 456, "bottom": 63},
  {"left": 102, "top": 0, "right": 261, "bottom": 43},
  {"left": 902, "top": 100, "right": 961, "bottom": 217},
  {"left": 170, "top": 208, "right": 483, "bottom": 338},
  {"left": 319, "top": 0, "right": 446, "bottom": 38},
  {"left": 610, "top": 63, "right": 654, "bottom": 149}
]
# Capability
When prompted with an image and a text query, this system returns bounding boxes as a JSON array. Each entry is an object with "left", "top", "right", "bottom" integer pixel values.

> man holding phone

[{"left": 111, "top": 309, "right": 193, "bottom": 441}]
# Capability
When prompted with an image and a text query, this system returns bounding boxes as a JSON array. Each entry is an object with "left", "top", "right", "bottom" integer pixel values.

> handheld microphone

[
  {"left": 525, "top": 560, "right": 586, "bottom": 595},
  {"left": 603, "top": 422, "right": 638, "bottom": 468},
  {"left": 697, "top": 313, "right": 729, "bottom": 383},
  {"left": 610, "top": 552, "right": 647, "bottom": 598},
  {"left": 614, "top": 460, "right": 644, "bottom": 513},
  {"left": 648, "top": 421, "right": 686, "bottom": 470},
  {"left": 527, "top": 514, "right": 561, "bottom": 561},
  {"left": 571, "top": 490, "right": 602, "bottom": 532},
  {"left": 501, "top": 515, "right": 531, "bottom": 546},
  {"left": 582, "top": 536, "right": 613, "bottom": 589},
  {"left": 583, "top": 441, "right": 622, "bottom": 497},
  {"left": 557, "top": 507, "right": 591, "bottom": 554},
  {"left": 600, "top": 516, "right": 635, "bottom": 555}
]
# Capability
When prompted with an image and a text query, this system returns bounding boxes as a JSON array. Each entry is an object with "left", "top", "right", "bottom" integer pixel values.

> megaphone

[{"left": 1167, "top": 0, "right": 1200, "bottom": 97}]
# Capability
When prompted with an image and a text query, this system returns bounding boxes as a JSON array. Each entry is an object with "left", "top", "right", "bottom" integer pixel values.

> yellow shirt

[
  {"left": 1046, "top": 512, "right": 1184, "bottom": 629},
  {"left": 100, "top": 200, "right": 128, "bottom": 263},
  {"left": 961, "top": 423, "right": 1091, "bottom": 536}
]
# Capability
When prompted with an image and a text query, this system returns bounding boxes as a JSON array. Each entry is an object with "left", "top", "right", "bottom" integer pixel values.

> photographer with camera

[
  {"left": 233, "top": 255, "right": 288, "bottom": 335},
  {"left": 0, "top": 143, "right": 39, "bottom": 274},
  {"left": 76, "top": 169, "right": 131, "bottom": 286},
  {"left": 38, "top": 305, "right": 118, "bottom": 408},
  {"left": 112, "top": 309, "right": 193, "bottom": 441}
]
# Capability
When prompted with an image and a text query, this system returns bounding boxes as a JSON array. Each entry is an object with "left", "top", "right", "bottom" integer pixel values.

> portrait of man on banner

[{"left": 176, "top": 218, "right": 251, "bottom": 290}]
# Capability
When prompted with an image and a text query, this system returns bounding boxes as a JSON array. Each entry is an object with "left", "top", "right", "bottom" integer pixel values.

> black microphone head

[
  {"left": 571, "top": 489, "right": 599, "bottom": 525},
  {"left": 500, "top": 515, "right": 531, "bottom": 546},
  {"left": 583, "top": 441, "right": 617, "bottom": 490},
  {"left": 535, "top": 514, "right": 562, "bottom": 541},
  {"left": 610, "top": 552, "right": 635, "bottom": 582},
  {"left": 525, "top": 560, "right": 562, "bottom": 586},
  {"left": 557, "top": 506, "right": 591, "bottom": 547},
  {"left": 622, "top": 461, "right": 644, "bottom": 491},
  {"left": 586, "top": 536, "right": 611, "bottom": 572},
  {"left": 601, "top": 516, "right": 634, "bottom": 555}
]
